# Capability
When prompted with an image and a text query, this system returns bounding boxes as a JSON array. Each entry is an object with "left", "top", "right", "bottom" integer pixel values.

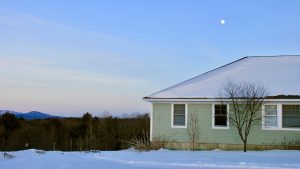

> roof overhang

[{"left": 143, "top": 98, "right": 300, "bottom": 103}]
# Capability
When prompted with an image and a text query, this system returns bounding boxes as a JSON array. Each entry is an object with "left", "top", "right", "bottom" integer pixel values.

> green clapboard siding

[{"left": 152, "top": 103, "right": 300, "bottom": 145}]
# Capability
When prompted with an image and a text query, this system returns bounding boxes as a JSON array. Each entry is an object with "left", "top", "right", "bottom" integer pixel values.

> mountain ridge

[{"left": 0, "top": 110, "right": 61, "bottom": 120}]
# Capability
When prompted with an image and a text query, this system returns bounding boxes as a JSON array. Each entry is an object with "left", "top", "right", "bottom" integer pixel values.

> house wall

[{"left": 152, "top": 103, "right": 300, "bottom": 147}]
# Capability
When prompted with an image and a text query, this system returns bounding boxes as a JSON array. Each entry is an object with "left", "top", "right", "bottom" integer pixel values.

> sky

[{"left": 1, "top": 0, "right": 300, "bottom": 117}]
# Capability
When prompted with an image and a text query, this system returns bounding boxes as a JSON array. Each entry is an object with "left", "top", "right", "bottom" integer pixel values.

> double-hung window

[
  {"left": 282, "top": 105, "right": 300, "bottom": 128},
  {"left": 263, "top": 105, "right": 278, "bottom": 128},
  {"left": 213, "top": 104, "right": 228, "bottom": 129},
  {"left": 172, "top": 104, "right": 187, "bottom": 128},
  {"left": 263, "top": 104, "right": 300, "bottom": 130}
]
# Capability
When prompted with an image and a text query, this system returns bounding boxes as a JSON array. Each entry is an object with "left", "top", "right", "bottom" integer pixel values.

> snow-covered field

[{"left": 1, "top": 149, "right": 300, "bottom": 169}]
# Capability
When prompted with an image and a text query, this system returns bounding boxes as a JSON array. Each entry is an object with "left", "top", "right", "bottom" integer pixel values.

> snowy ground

[{"left": 1, "top": 149, "right": 300, "bottom": 169}]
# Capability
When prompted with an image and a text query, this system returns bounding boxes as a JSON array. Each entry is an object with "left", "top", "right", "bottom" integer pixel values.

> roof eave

[{"left": 143, "top": 97, "right": 300, "bottom": 102}]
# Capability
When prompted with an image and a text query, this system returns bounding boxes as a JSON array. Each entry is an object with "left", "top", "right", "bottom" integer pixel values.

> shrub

[{"left": 128, "top": 132, "right": 150, "bottom": 151}]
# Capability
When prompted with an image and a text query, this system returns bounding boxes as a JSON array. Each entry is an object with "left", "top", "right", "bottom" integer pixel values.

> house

[{"left": 143, "top": 55, "right": 300, "bottom": 149}]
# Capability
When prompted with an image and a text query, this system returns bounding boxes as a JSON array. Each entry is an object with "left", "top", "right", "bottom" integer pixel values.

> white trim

[
  {"left": 171, "top": 103, "right": 188, "bottom": 128},
  {"left": 263, "top": 128, "right": 300, "bottom": 131},
  {"left": 262, "top": 103, "right": 300, "bottom": 131},
  {"left": 212, "top": 103, "right": 229, "bottom": 129},
  {"left": 262, "top": 104, "right": 280, "bottom": 130},
  {"left": 146, "top": 98, "right": 218, "bottom": 102},
  {"left": 150, "top": 103, "right": 153, "bottom": 141},
  {"left": 278, "top": 104, "right": 283, "bottom": 129},
  {"left": 261, "top": 128, "right": 300, "bottom": 131},
  {"left": 144, "top": 98, "right": 300, "bottom": 102}
]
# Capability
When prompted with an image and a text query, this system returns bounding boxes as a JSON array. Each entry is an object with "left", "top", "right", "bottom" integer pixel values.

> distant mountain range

[{"left": 0, "top": 110, "right": 61, "bottom": 120}]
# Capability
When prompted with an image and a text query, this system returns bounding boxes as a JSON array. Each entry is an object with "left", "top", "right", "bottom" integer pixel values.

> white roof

[{"left": 145, "top": 56, "right": 300, "bottom": 99}]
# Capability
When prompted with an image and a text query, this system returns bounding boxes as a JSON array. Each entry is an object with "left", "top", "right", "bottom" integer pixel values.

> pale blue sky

[{"left": 1, "top": 1, "right": 300, "bottom": 116}]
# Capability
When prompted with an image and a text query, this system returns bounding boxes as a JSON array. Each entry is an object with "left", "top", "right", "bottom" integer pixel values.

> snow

[
  {"left": 147, "top": 56, "right": 300, "bottom": 99},
  {"left": 1, "top": 149, "right": 300, "bottom": 169}
]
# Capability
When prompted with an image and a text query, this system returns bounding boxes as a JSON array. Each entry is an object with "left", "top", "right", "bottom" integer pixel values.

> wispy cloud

[
  {"left": 0, "top": 8, "right": 151, "bottom": 115},
  {"left": 0, "top": 7, "right": 146, "bottom": 76},
  {"left": 0, "top": 8, "right": 131, "bottom": 43},
  {"left": 0, "top": 57, "right": 147, "bottom": 86}
]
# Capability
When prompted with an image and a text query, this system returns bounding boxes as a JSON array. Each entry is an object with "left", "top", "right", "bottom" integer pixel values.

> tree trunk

[
  {"left": 79, "top": 137, "right": 82, "bottom": 151},
  {"left": 243, "top": 141, "right": 247, "bottom": 152},
  {"left": 3, "top": 138, "right": 7, "bottom": 152},
  {"left": 86, "top": 137, "right": 89, "bottom": 151},
  {"left": 52, "top": 142, "right": 56, "bottom": 151},
  {"left": 70, "top": 139, "right": 72, "bottom": 151}
]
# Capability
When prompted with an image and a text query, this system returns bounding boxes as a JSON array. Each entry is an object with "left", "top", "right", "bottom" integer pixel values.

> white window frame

[
  {"left": 262, "top": 103, "right": 300, "bottom": 131},
  {"left": 212, "top": 103, "right": 229, "bottom": 129},
  {"left": 262, "top": 104, "right": 280, "bottom": 129},
  {"left": 171, "top": 103, "right": 188, "bottom": 128}
]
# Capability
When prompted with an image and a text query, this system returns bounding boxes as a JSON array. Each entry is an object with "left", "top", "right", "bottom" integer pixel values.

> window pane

[
  {"left": 215, "top": 116, "right": 227, "bottom": 126},
  {"left": 214, "top": 105, "right": 227, "bottom": 127},
  {"left": 283, "top": 105, "right": 300, "bottom": 115},
  {"left": 265, "top": 105, "right": 277, "bottom": 115},
  {"left": 174, "top": 104, "right": 185, "bottom": 115},
  {"left": 264, "top": 116, "right": 277, "bottom": 128},
  {"left": 283, "top": 116, "right": 300, "bottom": 128},
  {"left": 283, "top": 105, "right": 300, "bottom": 128},
  {"left": 215, "top": 105, "right": 227, "bottom": 115},
  {"left": 174, "top": 115, "right": 185, "bottom": 126}
]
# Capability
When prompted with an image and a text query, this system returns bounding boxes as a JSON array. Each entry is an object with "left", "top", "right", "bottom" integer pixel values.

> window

[
  {"left": 172, "top": 104, "right": 186, "bottom": 127},
  {"left": 263, "top": 105, "right": 278, "bottom": 128},
  {"left": 213, "top": 104, "right": 228, "bottom": 128},
  {"left": 282, "top": 105, "right": 300, "bottom": 128},
  {"left": 262, "top": 104, "right": 300, "bottom": 130}
]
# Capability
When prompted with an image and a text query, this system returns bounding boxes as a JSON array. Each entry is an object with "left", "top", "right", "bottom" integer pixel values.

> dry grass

[
  {"left": 264, "top": 138, "right": 300, "bottom": 150},
  {"left": 128, "top": 132, "right": 151, "bottom": 151}
]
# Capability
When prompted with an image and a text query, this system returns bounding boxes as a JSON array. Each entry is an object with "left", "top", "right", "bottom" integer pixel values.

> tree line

[{"left": 0, "top": 112, "right": 149, "bottom": 151}]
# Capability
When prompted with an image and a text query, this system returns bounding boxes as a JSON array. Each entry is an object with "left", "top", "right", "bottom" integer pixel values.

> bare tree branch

[
  {"left": 187, "top": 109, "right": 200, "bottom": 151},
  {"left": 218, "top": 80, "right": 268, "bottom": 152}
]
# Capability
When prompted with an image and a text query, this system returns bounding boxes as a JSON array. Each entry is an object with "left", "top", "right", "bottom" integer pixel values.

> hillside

[{"left": 0, "top": 110, "right": 60, "bottom": 120}]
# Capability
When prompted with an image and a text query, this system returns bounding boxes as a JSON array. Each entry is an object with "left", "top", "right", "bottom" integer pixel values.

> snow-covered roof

[{"left": 144, "top": 55, "right": 300, "bottom": 100}]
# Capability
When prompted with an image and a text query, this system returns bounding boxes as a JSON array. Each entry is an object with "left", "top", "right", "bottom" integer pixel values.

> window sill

[
  {"left": 171, "top": 125, "right": 187, "bottom": 129},
  {"left": 262, "top": 127, "right": 300, "bottom": 131},
  {"left": 212, "top": 126, "right": 229, "bottom": 129}
]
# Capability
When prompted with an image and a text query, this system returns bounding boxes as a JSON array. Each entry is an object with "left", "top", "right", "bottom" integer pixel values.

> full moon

[{"left": 220, "top": 19, "right": 226, "bottom": 25}]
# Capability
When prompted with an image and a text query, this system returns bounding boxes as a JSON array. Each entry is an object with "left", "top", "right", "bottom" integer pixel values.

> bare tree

[
  {"left": 219, "top": 80, "right": 268, "bottom": 152},
  {"left": 187, "top": 111, "right": 200, "bottom": 151}
]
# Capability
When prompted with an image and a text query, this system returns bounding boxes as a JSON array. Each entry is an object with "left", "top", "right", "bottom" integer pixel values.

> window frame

[
  {"left": 171, "top": 103, "right": 188, "bottom": 128},
  {"left": 212, "top": 103, "right": 229, "bottom": 129},
  {"left": 262, "top": 103, "right": 300, "bottom": 131},
  {"left": 282, "top": 104, "right": 300, "bottom": 129},
  {"left": 262, "top": 104, "right": 279, "bottom": 129}
]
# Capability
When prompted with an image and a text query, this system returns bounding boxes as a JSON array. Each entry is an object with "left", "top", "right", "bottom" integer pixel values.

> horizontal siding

[
  {"left": 152, "top": 103, "right": 189, "bottom": 142},
  {"left": 152, "top": 103, "right": 300, "bottom": 145}
]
